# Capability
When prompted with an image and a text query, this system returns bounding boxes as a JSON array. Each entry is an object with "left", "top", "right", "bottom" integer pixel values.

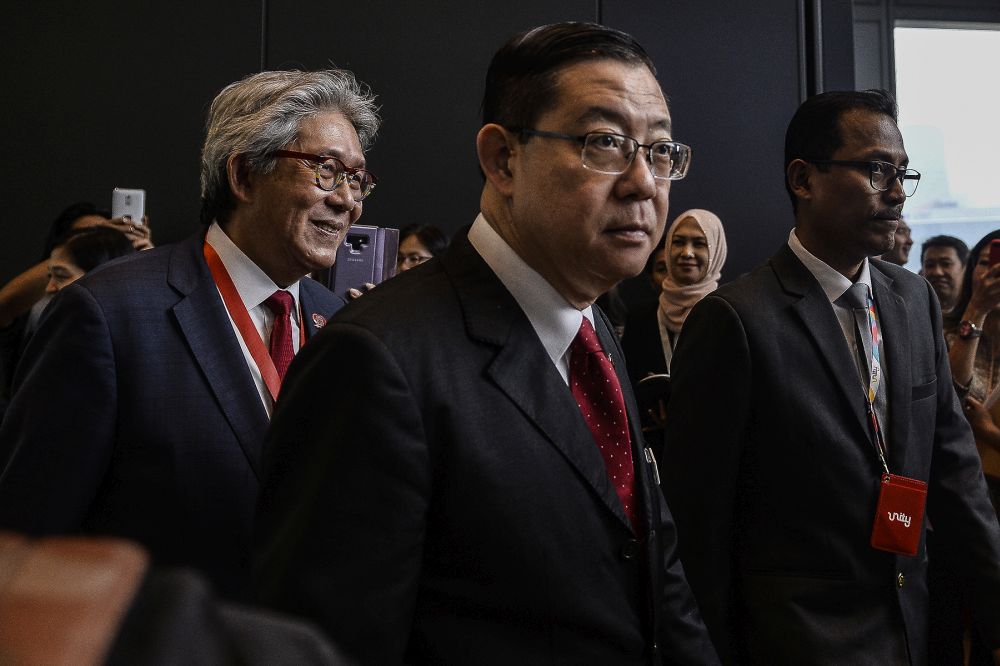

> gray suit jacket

[
  {"left": 0, "top": 232, "right": 344, "bottom": 598},
  {"left": 254, "top": 234, "right": 719, "bottom": 665},
  {"left": 663, "top": 244, "right": 1000, "bottom": 665}
]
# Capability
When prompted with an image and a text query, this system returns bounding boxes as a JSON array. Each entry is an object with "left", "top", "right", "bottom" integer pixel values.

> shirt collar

[
  {"left": 467, "top": 213, "right": 593, "bottom": 367},
  {"left": 787, "top": 228, "right": 872, "bottom": 303},
  {"left": 206, "top": 221, "right": 301, "bottom": 311}
]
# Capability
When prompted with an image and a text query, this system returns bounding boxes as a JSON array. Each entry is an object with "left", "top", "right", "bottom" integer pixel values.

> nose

[
  {"left": 615, "top": 147, "right": 660, "bottom": 199},
  {"left": 325, "top": 178, "right": 359, "bottom": 211},
  {"left": 45, "top": 278, "right": 59, "bottom": 294},
  {"left": 884, "top": 174, "right": 907, "bottom": 205}
]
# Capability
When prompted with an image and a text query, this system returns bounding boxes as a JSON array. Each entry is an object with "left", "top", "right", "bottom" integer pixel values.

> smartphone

[
  {"left": 111, "top": 188, "right": 146, "bottom": 225},
  {"left": 321, "top": 225, "right": 400, "bottom": 299},
  {"left": 990, "top": 239, "right": 1000, "bottom": 266}
]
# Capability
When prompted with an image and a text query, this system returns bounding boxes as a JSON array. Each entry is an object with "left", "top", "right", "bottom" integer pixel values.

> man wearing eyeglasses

[
  {"left": 0, "top": 69, "right": 377, "bottom": 600},
  {"left": 662, "top": 89, "right": 1000, "bottom": 664},
  {"left": 254, "top": 22, "right": 718, "bottom": 665}
]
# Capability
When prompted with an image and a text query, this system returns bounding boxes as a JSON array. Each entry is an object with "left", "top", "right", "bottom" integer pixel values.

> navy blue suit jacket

[{"left": 0, "top": 232, "right": 344, "bottom": 597}]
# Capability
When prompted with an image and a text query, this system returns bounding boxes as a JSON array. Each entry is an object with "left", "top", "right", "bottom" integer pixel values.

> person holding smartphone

[{"left": 947, "top": 230, "right": 1000, "bottom": 504}]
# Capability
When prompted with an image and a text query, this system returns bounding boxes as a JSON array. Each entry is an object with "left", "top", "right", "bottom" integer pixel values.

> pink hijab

[{"left": 657, "top": 209, "right": 727, "bottom": 333}]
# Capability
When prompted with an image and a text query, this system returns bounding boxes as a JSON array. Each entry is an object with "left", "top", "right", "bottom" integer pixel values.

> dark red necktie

[
  {"left": 263, "top": 290, "right": 295, "bottom": 383},
  {"left": 569, "top": 317, "right": 637, "bottom": 529}
]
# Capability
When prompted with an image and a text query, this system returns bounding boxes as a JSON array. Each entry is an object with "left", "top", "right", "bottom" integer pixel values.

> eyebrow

[{"left": 575, "top": 107, "right": 672, "bottom": 135}]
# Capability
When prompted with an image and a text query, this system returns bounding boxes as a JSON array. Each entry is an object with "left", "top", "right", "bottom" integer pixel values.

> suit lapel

[
  {"left": 772, "top": 246, "right": 872, "bottom": 440},
  {"left": 871, "top": 263, "right": 912, "bottom": 471},
  {"left": 443, "top": 238, "right": 632, "bottom": 529},
  {"left": 168, "top": 234, "right": 269, "bottom": 480},
  {"left": 298, "top": 282, "right": 340, "bottom": 340}
]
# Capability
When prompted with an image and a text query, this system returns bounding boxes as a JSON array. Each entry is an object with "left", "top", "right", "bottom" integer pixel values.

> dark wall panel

[
  {"left": 265, "top": 1, "right": 595, "bottom": 235},
  {"left": 603, "top": 0, "right": 805, "bottom": 280},
  {"left": 0, "top": 1, "right": 262, "bottom": 284}
]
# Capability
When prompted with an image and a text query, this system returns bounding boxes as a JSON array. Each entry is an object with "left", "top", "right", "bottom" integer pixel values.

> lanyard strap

[
  {"left": 203, "top": 242, "right": 304, "bottom": 402},
  {"left": 860, "top": 290, "right": 890, "bottom": 476}
]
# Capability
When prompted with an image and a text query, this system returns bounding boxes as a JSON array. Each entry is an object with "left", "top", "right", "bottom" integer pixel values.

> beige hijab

[{"left": 657, "top": 209, "right": 727, "bottom": 337}]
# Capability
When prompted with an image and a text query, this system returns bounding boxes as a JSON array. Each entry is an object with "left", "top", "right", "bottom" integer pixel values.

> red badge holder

[{"left": 870, "top": 473, "right": 927, "bottom": 556}]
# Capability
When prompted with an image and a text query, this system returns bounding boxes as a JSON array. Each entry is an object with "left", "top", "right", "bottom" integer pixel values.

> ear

[
  {"left": 476, "top": 124, "right": 517, "bottom": 196},
  {"left": 226, "top": 153, "right": 254, "bottom": 205},
  {"left": 786, "top": 158, "right": 814, "bottom": 202}
]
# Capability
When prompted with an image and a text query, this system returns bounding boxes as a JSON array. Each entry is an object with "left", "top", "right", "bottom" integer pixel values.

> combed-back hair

[
  {"left": 482, "top": 22, "right": 656, "bottom": 133},
  {"left": 784, "top": 89, "right": 898, "bottom": 209},
  {"left": 200, "top": 69, "right": 380, "bottom": 225},
  {"left": 399, "top": 224, "right": 450, "bottom": 258}
]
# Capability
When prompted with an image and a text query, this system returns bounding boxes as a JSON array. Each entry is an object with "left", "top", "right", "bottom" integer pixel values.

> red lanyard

[{"left": 203, "top": 242, "right": 304, "bottom": 402}]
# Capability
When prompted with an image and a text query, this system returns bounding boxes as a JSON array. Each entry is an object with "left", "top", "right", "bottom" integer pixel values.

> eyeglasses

[
  {"left": 508, "top": 128, "right": 692, "bottom": 180},
  {"left": 273, "top": 150, "right": 377, "bottom": 201},
  {"left": 806, "top": 159, "right": 920, "bottom": 197}
]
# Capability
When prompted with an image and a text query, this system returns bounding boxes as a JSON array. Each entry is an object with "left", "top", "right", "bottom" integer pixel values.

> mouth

[
  {"left": 311, "top": 220, "right": 347, "bottom": 238},
  {"left": 603, "top": 223, "right": 652, "bottom": 243}
]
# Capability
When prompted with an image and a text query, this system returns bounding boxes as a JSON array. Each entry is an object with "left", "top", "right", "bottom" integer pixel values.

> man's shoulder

[
  {"left": 76, "top": 233, "right": 202, "bottom": 295},
  {"left": 334, "top": 258, "right": 459, "bottom": 334}
]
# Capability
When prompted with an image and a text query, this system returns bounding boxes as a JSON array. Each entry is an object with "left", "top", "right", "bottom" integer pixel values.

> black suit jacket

[
  {"left": 0, "top": 232, "right": 343, "bottom": 598},
  {"left": 662, "top": 245, "right": 1000, "bottom": 665},
  {"left": 254, "top": 234, "right": 719, "bottom": 665}
]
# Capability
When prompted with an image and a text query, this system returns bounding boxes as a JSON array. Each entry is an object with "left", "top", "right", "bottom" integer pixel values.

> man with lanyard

[
  {"left": 662, "top": 89, "right": 1000, "bottom": 664},
  {"left": 0, "top": 69, "right": 378, "bottom": 599}
]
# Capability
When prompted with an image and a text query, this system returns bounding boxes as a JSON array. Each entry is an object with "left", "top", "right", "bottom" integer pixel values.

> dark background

[{"left": 0, "top": 0, "right": 993, "bottom": 286}]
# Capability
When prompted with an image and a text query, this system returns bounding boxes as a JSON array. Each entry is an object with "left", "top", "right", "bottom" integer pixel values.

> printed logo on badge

[
  {"left": 312, "top": 313, "right": 327, "bottom": 328},
  {"left": 871, "top": 474, "right": 927, "bottom": 556}
]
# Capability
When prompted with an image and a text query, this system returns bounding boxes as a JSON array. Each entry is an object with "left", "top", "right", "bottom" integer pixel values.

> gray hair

[{"left": 200, "top": 69, "right": 380, "bottom": 224}]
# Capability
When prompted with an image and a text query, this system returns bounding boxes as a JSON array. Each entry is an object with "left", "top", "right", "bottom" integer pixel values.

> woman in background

[
  {"left": 396, "top": 224, "right": 450, "bottom": 273},
  {"left": 622, "top": 208, "right": 727, "bottom": 384}
]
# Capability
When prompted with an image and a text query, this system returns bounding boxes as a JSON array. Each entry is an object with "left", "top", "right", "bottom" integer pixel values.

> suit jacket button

[
  {"left": 621, "top": 539, "right": 640, "bottom": 561},
  {"left": 897, "top": 573, "right": 905, "bottom": 588}
]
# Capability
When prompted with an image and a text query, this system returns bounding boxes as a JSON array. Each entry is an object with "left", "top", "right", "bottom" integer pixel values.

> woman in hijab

[{"left": 622, "top": 209, "right": 727, "bottom": 385}]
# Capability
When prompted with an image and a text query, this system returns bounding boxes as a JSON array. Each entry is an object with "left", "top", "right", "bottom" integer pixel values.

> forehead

[
  {"left": 835, "top": 109, "right": 907, "bottom": 163},
  {"left": 924, "top": 246, "right": 958, "bottom": 262},
  {"left": 545, "top": 59, "right": 671, "bottom": 135},
  {"left": 294, "top": 110, "right": 364, "bottom": 163}
]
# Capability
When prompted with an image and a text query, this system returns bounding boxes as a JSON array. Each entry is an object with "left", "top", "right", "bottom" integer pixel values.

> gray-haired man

[{"left": 0, "top": 69, "right": 379, "bottom": 598}]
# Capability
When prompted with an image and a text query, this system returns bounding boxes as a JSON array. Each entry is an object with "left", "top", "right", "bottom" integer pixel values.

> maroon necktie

[
  {"left": 569, "top": 317, "right": 637, "bottom": 529},
  {"left": 263, "top": 290, "right": 295, "bottom": 383}
]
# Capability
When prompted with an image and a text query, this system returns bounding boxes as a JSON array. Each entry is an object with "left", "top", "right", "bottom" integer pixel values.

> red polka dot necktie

[
  {"left": 569, "top": 317, "right": 637, "bottom": 530},
  {"left": 263, "top": 290, "right": 295, "bottom": 383}
]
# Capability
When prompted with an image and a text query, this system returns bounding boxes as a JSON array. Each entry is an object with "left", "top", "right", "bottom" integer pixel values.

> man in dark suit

[
  {"left": 662, "top": 89, "right": 1000, "bottom": 664},
  {"left": 254, "top": 22, "right": 718, "bottom": 665},
  {"left": 0, "top": 69, "right": 380, "bottom": 598}
]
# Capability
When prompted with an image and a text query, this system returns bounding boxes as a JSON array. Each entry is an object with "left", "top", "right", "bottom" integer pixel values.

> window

[{"left": 894, "top": 24, "right": 1000, "bottom": 270}]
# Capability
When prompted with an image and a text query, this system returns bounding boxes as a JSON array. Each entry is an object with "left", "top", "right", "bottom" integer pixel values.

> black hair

[
  {"left": 42, "top": 202, "right": 111, "bottom": 259},
  {"left": 948, "top": 229, "right": 1000, "bottom": 327},
  {"left": 784, "top": 89, "right": 898, "bottom": 210},
  {"left": 643, "top": 228, "right": 668, "bottom": 275},
  {"left": 920, "top": 234, "right": 969, "bottom": 267},
  {"left": 482, "top": 22, "right": 656, "bottom": 131},
  {"left": 398, "top": 224, "right": 450, "bottom": 258},
  {"left": 52, "top": 226, "right": 137, "bottom": 273}
]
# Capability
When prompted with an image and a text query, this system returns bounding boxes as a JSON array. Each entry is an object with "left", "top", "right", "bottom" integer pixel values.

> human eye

[{"left": 589, "top": 133, "right": 626, "bottom": 150}]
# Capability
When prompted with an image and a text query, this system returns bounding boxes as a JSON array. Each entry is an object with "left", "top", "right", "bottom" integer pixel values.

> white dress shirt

[
  {"left": 468, "top": 213, "right": 594, "bottom": 385},
  {"left": 206, "top": 222, "right": 301, "bottom": 417}
]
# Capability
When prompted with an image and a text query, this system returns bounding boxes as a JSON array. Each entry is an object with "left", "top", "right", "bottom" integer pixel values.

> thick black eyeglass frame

[{"left": 806, "top": 159, "right": 920, "bottom": 196}]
